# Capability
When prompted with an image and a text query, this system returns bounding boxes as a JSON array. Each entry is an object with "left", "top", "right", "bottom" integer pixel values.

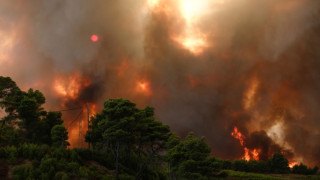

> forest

[{"left": 0, "top": 76, "right": 319, "bottom": 180}]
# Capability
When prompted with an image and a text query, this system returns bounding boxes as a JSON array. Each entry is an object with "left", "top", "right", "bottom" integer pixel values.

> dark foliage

[{"left": 0, "top": 76, "right": 319, "bottom": 179}]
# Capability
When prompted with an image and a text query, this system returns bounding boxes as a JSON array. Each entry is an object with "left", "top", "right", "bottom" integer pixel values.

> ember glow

[{"left": 1, "top": 0, "right": 320, "bottom": 166}]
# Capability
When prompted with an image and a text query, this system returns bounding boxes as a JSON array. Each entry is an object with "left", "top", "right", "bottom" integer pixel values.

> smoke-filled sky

[{"left": 1, "top": 0, "right": 320, "bottom": 166}]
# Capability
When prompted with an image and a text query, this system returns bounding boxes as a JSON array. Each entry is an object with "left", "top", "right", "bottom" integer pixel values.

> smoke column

[{"left": 0, "top": 0, "right": 319, "bottom": 166}]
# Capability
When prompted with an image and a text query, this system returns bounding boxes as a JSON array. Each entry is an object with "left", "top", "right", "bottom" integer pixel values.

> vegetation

[
  {"left": 224, "top": 170, "right": 284, "bottom": 180},
  {"left": 0, "top": 76, "right": 319, "bottom": 179}
]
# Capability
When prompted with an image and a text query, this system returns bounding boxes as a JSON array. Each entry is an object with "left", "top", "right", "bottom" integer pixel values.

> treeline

[
  {"left": 219, "top": 154, "right": 319, "bottom": 175},
  {"left": 0, "top": 76, "right": 319, "bottom": 180}
]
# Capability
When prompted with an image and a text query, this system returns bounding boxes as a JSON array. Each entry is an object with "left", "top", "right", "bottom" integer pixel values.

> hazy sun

[{"left": 91, "top": 34, "right": 99, "bottom": 42}]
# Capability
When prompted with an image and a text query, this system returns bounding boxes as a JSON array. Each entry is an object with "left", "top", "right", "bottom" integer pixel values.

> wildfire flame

[
  {"left": 231, "top": 126, "right": 245, "bottom": 146},
  {"left": 251, "top": 148, "right": 259, "bottom": 161},
  {"left": 53, "top": 73, "right": 91, "bottom": 100},
  {"left": 136, "top": 80, "right": 152, "bottom": 96},
  {"left": 231, "top": 126, "right": 260, "bottom": 161},
  {"left": 289, "top": 162, "right": 299, "bottom": 168},
  {"left": 173, "top": 0, "right": 211, "bottom": 54},
  {"left": 52, "top": 73, "right": 98, "bottom": 148}
]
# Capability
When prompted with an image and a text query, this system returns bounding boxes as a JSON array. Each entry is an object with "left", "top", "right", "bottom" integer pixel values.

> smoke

[{"left": 0, "top": 0, "right": 320, "bottom": 166}]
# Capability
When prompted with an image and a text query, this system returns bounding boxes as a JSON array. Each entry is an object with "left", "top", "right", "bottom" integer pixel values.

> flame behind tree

[{"left": 231, "top": 126, "right": 260, "bottom": 161}]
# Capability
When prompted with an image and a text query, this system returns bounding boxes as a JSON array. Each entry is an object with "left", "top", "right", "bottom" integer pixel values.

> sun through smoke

[{"left": 91, "top": 34, "right": 99, "bottom": 42}]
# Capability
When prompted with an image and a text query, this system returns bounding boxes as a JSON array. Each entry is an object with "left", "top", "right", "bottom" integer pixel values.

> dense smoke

[{"left": 0, "top": 0, "right": 319, "bottom": 166}]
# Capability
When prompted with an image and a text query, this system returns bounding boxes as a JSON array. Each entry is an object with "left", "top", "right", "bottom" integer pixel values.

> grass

[
  {"left": 222, "top": 170, "right": 285, "bottom": 180},
  {"left": 221, "top": 170, "right": 320, "bottom": 180}
]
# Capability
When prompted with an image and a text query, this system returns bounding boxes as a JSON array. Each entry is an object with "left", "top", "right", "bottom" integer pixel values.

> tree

[
  {"left": 233, "top": 159, "right": 248, "bottom": 172},
  {"left": 0, "top": 76, "right": 65, "bottom": 146},
  {"left": 51, "top": 125, "right": 70, "bottom": 149},
  {"left": 167, "top": 132, "right": 220, "bottom": 179},
  {"left": 85, "top": 98, "right": 170, "bottom": 180},
  {"left": 133, "top": 106, "right": 170, "bottom": 179},
  {"left": 39, "top": 111, "right": 64, "bottom": 145},
  {"left": 269, "top": 153, "right": 289, "bottom": 173},
  {"left": 0, "top": 76, "right": 23, "bottom": 128},
  {"left": 292, "top": 163, "right": 319, "bottom": 175}
]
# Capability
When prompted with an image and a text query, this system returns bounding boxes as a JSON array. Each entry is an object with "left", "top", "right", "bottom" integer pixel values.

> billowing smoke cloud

[{"left": 0, "top": 0, "right": 319, "bottom": 166}]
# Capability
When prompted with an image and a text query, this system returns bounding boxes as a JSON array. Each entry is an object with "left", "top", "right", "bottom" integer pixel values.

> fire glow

[
  {"left": 231, "top": 126, "right": 260, "bottom": 161},
  {"left": 54, "top": 73, "right": 91, "bottom": 100},
  {"left": 289, "top": 162, "right": 299, "bottom": 169},
  {"left": 136, "top": 80, "right": 152, "bottom": 96},
  {"left": 173, "top": 0, "right": 211, "bottom": 54}
]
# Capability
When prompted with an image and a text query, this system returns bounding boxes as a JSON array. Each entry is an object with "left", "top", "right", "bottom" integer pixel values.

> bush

[
  {"left": 119, "top": 174, "right": 135, "bottom": 180},
  {"left": 66, "top": 162, "right": 80, "bottom": 175},
  {"left": 13, "top": 165, "right": 34, "bottom": 180},
  {"left": 78, "top": 166, "right": 89, "bottom": 178},
  {"left": 221, "top": 160, "right": 232, "bottom": 170},
  {"left": 214, "top": 170, "right": 228, "bottom": 178},
  {"left": 269, "top": 153, "right": 289, "bottom": 173},
  {"left": 6, "top": 146, "right": 18, "bottom": 164},
  {"left": 54, "top": 172, "right": 69, "bottom": 180},
  {"left": 39, "top": 155, "right": 58, "bottom": 178},
  {"left": 75, "top": 148, "right": 114, "bottom": 169},
  {"left": 17, "top": 143, "right": 50, "bottom": 160},
  {"left": 233, "top": 160, "right": 248, "bottom": 172},
  {"left": 292, "top": 163, "right": 319, "bottom": 175}
]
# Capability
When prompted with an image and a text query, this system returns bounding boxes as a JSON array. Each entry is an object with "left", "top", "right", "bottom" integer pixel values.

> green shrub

[
  {"left": 79, "top": 166, "right": 89, "bottom": 178},
  {"left": 119, "top": 174, "right": 135, "bottom": 180},
  {"left": 54, "top": 172, "right": 69, "bottom": 180},
  {"left": 13, "top": 165, "right": 34, "bottom": 180},
  {"left": 17, "top": 143, "right": 49, "bottom": 160},
  {"left": 6, "top": 146, "right": 18, "bottom": 164},
  {"left": 225, "top": 170, "right": 283, "bottom": 180},
  {"left": 233, "top": 159, "right": 248, "bottom": 172},
  {"left": 39, "top": 155, "right": 58, "bottom": 178},
  {"left": 269, "top": 153, "right": 289, "bottom": 174},
  {"left": 66, "top": 162, "right": 80, "bottom": 175},
  {"left": 221, "top": 159, "right": 232, "bottom": 170},
  {"left": 292, "top": 163, "right": 319, "bottom": 175}
]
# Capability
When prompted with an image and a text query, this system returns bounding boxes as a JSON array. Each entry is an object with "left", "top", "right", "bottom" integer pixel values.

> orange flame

[
  {"left": 243, "top": 147, "right": 251, "bottom": 161},
  {"left": 136, "top": 80, "right": 152, "bottom": 96},
  {"left": 289, "top": 161, "right": 299, "bottom": 168},
  {"left": 251, "top": 148, "right": 259, "bottom": 161},
  {"left": 231, "top": 126, "right": 245, "bottom": 146},
  {"left": 53, "top": 73, "right": 91, "bottom": 100},
  {"left": 173, "top": 33, "right": 207, "bottom": 55},
  {"left": 231, "top": 126, "right": 260, "bottom": 161}
]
